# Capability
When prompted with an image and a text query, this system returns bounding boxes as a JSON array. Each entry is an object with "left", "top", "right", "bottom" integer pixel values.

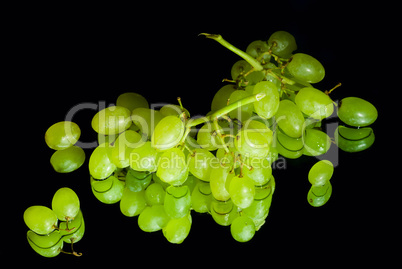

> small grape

[
  {"left": 230, "top": 215, "right": 256, "bottom": 243},
  {"left": 52, "top": 187, "right": 80, "bottom": 221},
  {"left": 24, "top": 206, "right": 58, "bottom": 235},
  {"left": 45, "top": 121, "right": 81, "bottom": 150},
  {"left": 338, "top": 97, "right": 378, "bottom": 127},
  {"left": 308, "top": 160, "right": 334, "bottom": 186}
]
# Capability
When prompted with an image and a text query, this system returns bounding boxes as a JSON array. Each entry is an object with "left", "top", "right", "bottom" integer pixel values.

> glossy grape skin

[
  {"left": 275, "top": 99, "right": 305, "bottom": 138},
  {"left": 303, "top": 128, "right": 331, "bottom": 156},
  {"left": 210, "top": 198, "right": 238, "bottom": 226},
  {"left": 295, "top": 87, "right": 334, "bottom": 120},
  {"left": 88, "top": 143, "right": 116, "bottom": 180},
  {"left": 120, "top": 188, "right": 147, "bottom": 217},
  {"left": 116, "top": 92, "right": 149, "bottom": 111},
  {"left": 307, "top": 181, "right": 332, "bottom": 207},
  {"left": 308, "top": 160, "right": 334, "bottom": 186},
  {"left": 59, "top": 210, "right": 85, "bottom": 243},
  {"left": 188, "top": 148, "right": 216, "bottom": 181},
  {"left": 253, "top": 81, "right": 280, "bottom": 119},
  {"left": 45, "top": 121, "right": 81, "bottom": 150},
  {"left": 235, "top": 129, "right": 270, "bottom": 159},
  {"left": 156, "top": 148, "right": 188, "bottom": 185},
  {"left": 130, "top": 141, "right": 159, "bottom": 172},
  {"left": 24, "top": 206, "right": 58, "bottom": 235},
  {"left": 211, "top": 84, "right": 236, "bottom": 112},
  {"left": 286, "top": 53, "right": 325, "bottom": 83},
  {"left": 51, "top": 187, "right": 80, "bottom": 221},
  {"left": 90, "top": 175, "right": 124, "bottom": 204},
  {"left": 27, "top": 230, "right": 63, "bottom": 258},
  {"left": 338, "top": 97, "right": 378, "bottom": 127},
  {"left": 50, "top": 145, "right": 85, "bottom": 173},
  {"left": 164, "top": 185, "right": 191, "bottom": 219},
  {"left": 267, "top": 31, "right": 297, "bottom": 58},
  {"left": 335, "top": 126, "right": 375, "bottom": 152},
  {"left": 230, "top": 215, "right": 256, "bottom": 242},
  {"left": 138, "top": 205, "right": 170, "bottom": 232},
  {"left": 229, "top": 176, "right": 255, "bottom": 209},
  {"left": 91, "top": 106, "right": 132, "bottom": 135},
  {"left": 152, "top": 115, "right": 185, "bottom": 151},
  {"left": 162, "top": 213, "right": 192, "bottom": 244}
]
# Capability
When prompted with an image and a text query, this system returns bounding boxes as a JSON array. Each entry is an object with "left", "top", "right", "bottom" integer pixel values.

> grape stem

[{"left": 200, "top": 33, "right": 264, "bottom": 71}]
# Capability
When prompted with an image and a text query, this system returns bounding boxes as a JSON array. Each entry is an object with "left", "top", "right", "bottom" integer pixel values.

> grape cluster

[
  {"left": 29, "top": 31, "right": 379, "bottom": 251},
  {"left": 24, "top": 188, "right": 84, "bottom": 257}
]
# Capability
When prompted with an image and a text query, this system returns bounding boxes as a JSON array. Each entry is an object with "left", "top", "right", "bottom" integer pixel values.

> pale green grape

[
  {"left": 110, "top": 130, "right": 143, "bottom": 168},
  {"left": 162, "top": 213, "right": 192, "bottom": 244},
  {"left": 210, "top": 165, "right": 231, "bottom": 201},
  {"left": 295, "top": 87, "right": 334, "bottom": 120},
  {"left": 120, "top": 188, "right": 147, "bottom": 217},
  {"left": 286, "top": 53, "right": 325, "bottom": 83},
  {"left": 303, "top": 128, "right": 331, "bottom": 156},
  {"left": 337, "top": 97, "right": 378, "bottom": 127},
  {"left": 138, "top": 205, "right": 170, "bottom": 232},
  {"left": 130, "top": 141, "right": 160, "bottom": 172},
  {"left": 24, "top": 206, "right": 58, "bottom": 235},
  {"left": 45, "top": 121, "right": 81, "bottom": 150},
  {"left": 335, "top": 126, "right": 375, "bottom": 152},
  {"left": 275, "top": 99, "right": 305, "bottom": 138},
  {"left": 50, "top": 145, "right": 85, "bottom": 173},
  {"left": 116, "top": 92, "right": 149, "bottom": 111},
  {"left": 267, "top": 31, "right": 297, "bottom": 58},
  {"left": 92, "top": 106, "right": 132, "bottom": 135},
  {"left": 253, "top": 81, "right": 280, "bottom": 119},
  {"left": 27, "top": 230, "right": 63, "bottom": 258},
  {"left": 160, "top": 104, "right": 190, "bottom": 118},
  {"left": 241, "top": 119, "right": 273, "bottom": 146},
  {"left": 308, "top": 160, "right": 334, "bottom": 186},
  {"left": 246, "top": 40, "right": 271, "bottom": 64},
  {"left": 164, "top": 185, "right": 191, "bottom": 219},
  {"left": 188, "top": 148, "right": 216, "bottom": 181},
  {"left": 234, "top": 129, "right": 270, "bottom": 159},
  {"left": 242, "top": 158, "right": 272, "bottom": 186},
  {"left": 91, "top": 175, "right": 124, "bottom": 204},
  {"left": 152, "top": 115, "right": 185, "bottom": 151},
  {"left": 89, "top": 143, "right": 116, "bottom": 179},
  {"left": 125, "top": 169, "right": 152, "bottom": 192},
  {"left": 307, "top": 181, "right": 332, "bottom": 207},
  {"left": 229, "top": 175, "right": 255, "bottom": 209},
  {"left": 230, "top": 215, "right": 256, "bottom": 243},
  {"left": 131, "top": 108, "right": 164, "bottom": 139},
  {"left": 59, "top": 210, "right": 85, "bottom": 243},
  {"left": 52, "top": 187, "right": 80, "bottom": 221},
  {"left": 211, "top": 84, "right": 236, "bottom": 112},
  {"left": 243, "top": 177, "right": 275, "bottom": 221},
  {"left": 274, "top": 130, "right": 304, "bottom": 159},
  {"left": 210, "top": 198, "right": 238, "bottom": 226},
  {"left": 231, "top": 60, "right": 265, "bottom": 86},
  {"left": 191, "top": 181, "right": 212, "bottom": 213},
  {"left": 156, "top": 148, "right": 188, "bottom": 185},
  {"left": 144, "top": 182, "right": 166, "bottom": 205},
  {"left": 228, "top": 90, "right": 253, "bottom": 121},
  {"left": 197, "top": 122, "right": 224, "bottom": 151}
]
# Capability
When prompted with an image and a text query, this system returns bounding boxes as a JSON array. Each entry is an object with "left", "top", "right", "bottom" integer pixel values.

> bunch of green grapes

[
  {"left": 32, "top": 30, "right": 379, "bottom": 248},
  {"left": 24, "top": 187, "right": 84, "bottom": 257}
]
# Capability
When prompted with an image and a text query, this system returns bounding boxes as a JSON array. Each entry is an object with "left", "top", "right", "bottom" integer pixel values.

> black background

[{"left": 12, "top": 0, "right": 393, "bottom": 266}]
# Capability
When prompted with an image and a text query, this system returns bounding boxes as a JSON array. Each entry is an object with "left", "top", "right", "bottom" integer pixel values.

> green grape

[
  {"left": 130, "top": 141, "right": 160, "bottom": 172},
  {"left": 231, "top": 60, "right": 265, "bottom": 86},
  {"left": 111, "top": 130, "right": 143, "bottom": 168},
  {"left": 91, "top": 175, "right": 125, "bottom": 204},
  {"left": 120, "top": 188, "right": 147, "bottom": 217},
  {"left": 253, "top": 81, "right": 280, "bottom": 119},
  {"left": 243, "top": 177, "right": 275, "bottom": 221},
  {"left": 144, "top": 182, "right": 166, "bottom": 205},
  {"left": 307, "top": 181, "right": 332, "bottom": 207},
  {"left": 27, "top": 230, "right": 63, "bottom": 258},
  {"left": 191, "top": 181, "right": 212, "bottom": 213},
  {"left": 91, "top": 106, "right": 132, "bottom": 135},
  {"left": 234, "top": 129, "right": 270, "bottom": 159},
  {"left": 335, "top": 126, "right": 375, "bottom": 152},
  {"left": 210, "top": 198, "right": 238, "bottom": 226},
  {"left": 275, "top": 100, "right": 305, "bottom": 138},
  {"left": 242, "top": 158, "right": 272, "bottom": 186},
  {"left": 303, "top": 128, "right": 331, "bottom": 156},
  {"left": 197, "top": 122, "right": 224, "bottom": 151},
  {"left": 131, "top": 108, "right": 164, "bottom": 139},
  {"left": 308, "top": 160, "right": 334, "bottom": 186},
  {"left": 125, "top": 169, "right": 152, "bottom": 192},
  {"left": 52, "top": 187, "right": 80, "bottom": 221},
  {"left": 164, "top": 185, "right": 191, "bottom": 219},
  {"left": 59, "top": 210, "right": 85, "bottom": 243},
  {"left": 267, "top": 30, "right": 297, "bottom": 58},
  {"left": 228, "top": 90, "right": 253, "bottom": 121},
  {"left": 337, "top": 97, "right": 378, "bottom": 127},
  {"left": 286, "top": 53, "right": 325, "bottom": 83},
  {"left": 160, "top": 104, "right": 190, "bottom": 118},
  {"left": 188, "top": 148, "right": 216, "bottom": 181},
  {"left": 50, "top": 145, "right": 85, "bottom": 173},
  {"left": 229, "top": 175, "right": 255, "bottom": 209},
  {"left": 210, "top": 165, "right": 231, "bottom": 201},
  {"left": 246, "top": 40, "right": 271, "bottom": 64},
  {"left": 45, "top": 121, "right": 81, "bottom": 150},
  {"left": 162, "top": 213, "right": 192, "bottom": 244},
  {"left": 152, "top": 115, "right": 185, "bottom": 151},
  {"left": 230, "top": 215, "right": 256, "bottom": 243},
  {"left": 24, "top": 206, "right": 58, "bottom": 235},
  {"left": 211, "top": 84, "right": 236, "bottom": 112},
  {"left": 156, "top": 148, "right": 188, "bottom": 185},
  {"left": 295, "top": 87, "right": 334, "bottom": 120},
  {"left": 274, "top": 130, "right": 304, "bottom": 159},
  {"left": 116, "top": 92, "right": 149, "bottom": 111},
  {"left": 88, "top": 143, "right": 116, "bottom": 179},
  {"left": 138, "top": 205, "right": 170, "bottom": 232},
  {"left": 241, "top": 119, "right": 273, "bottom": 146}
]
